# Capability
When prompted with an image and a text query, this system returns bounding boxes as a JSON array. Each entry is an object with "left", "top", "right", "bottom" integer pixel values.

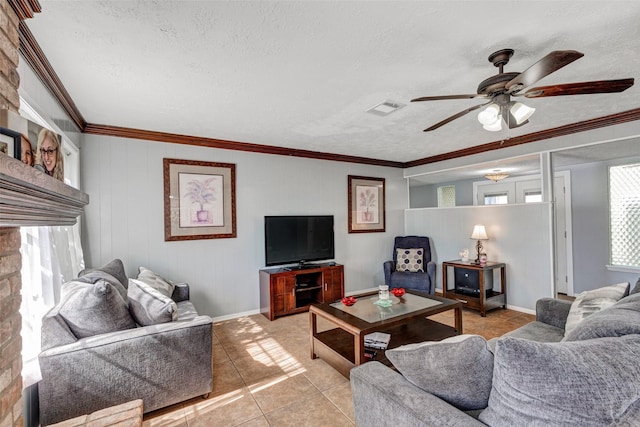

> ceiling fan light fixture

[
  {"left": 482, "top": 116, "right": 503, "bottom": 131},
  {"left": 477, "top": 103, "right": 500, "bottom": 125},
  {"left": 484, "top": 170, "right": 510, "bottom": 182},
  {"left": 509, "top": 102, "right": 535, "bottom": 125}
]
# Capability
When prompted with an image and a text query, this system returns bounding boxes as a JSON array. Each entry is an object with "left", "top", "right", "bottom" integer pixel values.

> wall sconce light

[{"left": 470, "top": 224, "right": 488, "bottom": 264}]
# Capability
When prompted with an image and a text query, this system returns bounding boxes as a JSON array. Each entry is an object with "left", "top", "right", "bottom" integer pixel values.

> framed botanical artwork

[
  {"left": 163, "top": 158, "right": 236, "bottom": 241},
  {"left": 348, "top": 175, "right": 385, "bottom": 233}
]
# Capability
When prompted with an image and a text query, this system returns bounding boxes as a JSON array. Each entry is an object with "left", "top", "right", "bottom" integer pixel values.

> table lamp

[{"left": 470, "top": 224, "right": 488, "bottom": 264}]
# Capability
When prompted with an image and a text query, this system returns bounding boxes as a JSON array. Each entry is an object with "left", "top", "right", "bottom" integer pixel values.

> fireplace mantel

[{"left": 0, "top": 155, "right": 88, "bottom": 227}]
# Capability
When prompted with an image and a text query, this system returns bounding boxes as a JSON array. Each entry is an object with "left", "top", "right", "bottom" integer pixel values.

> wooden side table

[{"left": 442, "top": 260, "right": 506, "bottom": 316}]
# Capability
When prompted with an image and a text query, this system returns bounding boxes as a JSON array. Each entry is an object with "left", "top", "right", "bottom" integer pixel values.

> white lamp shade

[
  {"left": 482, "top": 116, "right": 502, "bottom": 132},
  {"left": 470, "top": 224, "right": 488, "bottom": 240},
  {"left": 478, "top": 104, "right": 500, "bottom": 125},
  {"left": 510, "top": 102, "right": 535, "bottom": 125}
]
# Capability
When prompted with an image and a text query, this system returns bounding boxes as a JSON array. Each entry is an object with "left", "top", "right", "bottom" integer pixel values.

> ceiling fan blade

[
  {"left": 522, "top": 78, "right": 635, "bottom": 98},
  {"left": 411, "top": 94, "right": 487, "bottom": 102},
  {"left": 423, "top": 103, "right": 486, "bottom": 132},
  {"left": 505, "top": 50, "right": 584, "bottom": 92}
]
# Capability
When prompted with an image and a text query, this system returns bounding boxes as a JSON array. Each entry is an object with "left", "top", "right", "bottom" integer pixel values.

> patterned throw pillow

[
  {"left": 563, "top": 282, "right": 630, "bottom": 337},
  {"left": 396, "top": 248, "right": 424, "bottom": 272}
]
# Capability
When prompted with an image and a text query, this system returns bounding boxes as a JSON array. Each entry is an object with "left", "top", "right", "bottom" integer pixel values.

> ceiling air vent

[{"left": 366, "top": 100, "right": 405, "bottom": 116}]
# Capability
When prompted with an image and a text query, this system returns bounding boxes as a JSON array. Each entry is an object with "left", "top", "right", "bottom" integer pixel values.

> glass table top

[{"left": 329, "top": 293, "right": 442, "bottom": 323}]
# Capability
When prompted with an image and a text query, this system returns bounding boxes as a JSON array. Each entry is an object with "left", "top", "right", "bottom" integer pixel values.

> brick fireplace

[{"left": 0, "top": 2, "right": 87, "bottom": 426}]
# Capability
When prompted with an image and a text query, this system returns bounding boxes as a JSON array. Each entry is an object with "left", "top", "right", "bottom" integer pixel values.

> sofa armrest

[
  {"left": 38, "top": 316, "right": 213, "bottom": 425},
  {"left": 350, "top": 362, "right": 486, "bottom": 427},
  {"left": 536, "top": 298, "right": 572, "bottom": 329},
  {"left": 171, "top": 282, "right": 190, "bottom": 302}
]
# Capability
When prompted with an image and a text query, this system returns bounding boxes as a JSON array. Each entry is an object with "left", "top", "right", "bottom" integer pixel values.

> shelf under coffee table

[{"left": 309, "top": 290, "right": 462, "bottom": 378}]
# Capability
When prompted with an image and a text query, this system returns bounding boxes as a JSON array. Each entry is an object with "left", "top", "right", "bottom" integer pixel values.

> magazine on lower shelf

[{"left": 364, "top": 332, "right": 391, "bottom": 350}]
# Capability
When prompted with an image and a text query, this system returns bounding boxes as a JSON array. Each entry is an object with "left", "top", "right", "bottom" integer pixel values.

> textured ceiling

[{"left": 25, "top": 1, "right": 640, "bottom": 164}]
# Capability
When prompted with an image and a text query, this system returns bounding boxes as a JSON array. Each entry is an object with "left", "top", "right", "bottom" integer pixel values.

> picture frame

[
  {"left": 0, "top": 127, "right": 21, "bottom": 160},
  {"left": 348, "top": 175, "right": 385, "bottom": 233},
  {"left": 163, "top": 158, "right": 236, "bottom": 241}
]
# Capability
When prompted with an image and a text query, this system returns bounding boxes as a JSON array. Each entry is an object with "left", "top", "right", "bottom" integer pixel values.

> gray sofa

[
  {"left": 38, "top": 260, "right": 213, "bottom": 426},
  {"left": 351, "top": 281, "right": 640, "bottom": 426}
]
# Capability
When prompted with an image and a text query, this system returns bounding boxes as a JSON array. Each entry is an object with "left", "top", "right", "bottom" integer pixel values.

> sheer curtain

[{"left": 20, "top": 224, "right": 85, "bottom": 384}]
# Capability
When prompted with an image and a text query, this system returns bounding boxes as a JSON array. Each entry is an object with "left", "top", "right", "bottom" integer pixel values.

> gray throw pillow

[
  {"left": 478, "top": 335, "right": 640, "bottom": 426},
  {"left": 629, "top": 277, "right": 640, "bottom": 295},
  {"left": 79, "top": 258, "right": 128, "bottom": 291},
  {"left": 136, "top": 266, "right": 175, "bottom": 297},
  {"left": 76, "top": 270, "right": 128, "bottom": 304},
  {"left": 57, "top": 279, "right": 136, "bottom": 339},
  {"left": 563, "top": 282, "right": 630, "bottom": 337},
  {"left": 128, "top": 278, "right": 178, "bottom": 326},
  {"left": 563, "top": 292, "right": 640, "bottom": 341},
  {"left": 386, "top": 334, "right": 493, "bottom": 410}
]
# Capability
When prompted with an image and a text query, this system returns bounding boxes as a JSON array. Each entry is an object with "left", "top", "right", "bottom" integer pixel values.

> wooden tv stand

[{"left": 259, "top": 263, "right": 344, "bottom": 320}]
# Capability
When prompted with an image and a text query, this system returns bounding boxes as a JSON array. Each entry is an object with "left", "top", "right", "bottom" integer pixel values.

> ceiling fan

[{"left": 411, "top": 49, "right": 634, "bottom": 132}]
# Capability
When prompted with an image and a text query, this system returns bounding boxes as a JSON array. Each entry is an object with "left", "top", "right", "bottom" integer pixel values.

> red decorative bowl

[
  {"left": 341, "top": 296, "right": 357, "bottom": 306},
  {"left": 391, "top": 288, "right": 406, "bottom": 297}
]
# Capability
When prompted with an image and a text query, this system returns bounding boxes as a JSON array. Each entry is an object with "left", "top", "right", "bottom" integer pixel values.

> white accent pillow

[
  {"left": 137, "top": 266, "right": 175, "bottom": 297},
  {"left": 395, "top": 248, "right": 425, "bottom": 273},
  {"left": 564, "top": 282, "right": 630, "bottom": 337},
  {"left": 128, "top": 278, "right": 178, "bottom": 326}
]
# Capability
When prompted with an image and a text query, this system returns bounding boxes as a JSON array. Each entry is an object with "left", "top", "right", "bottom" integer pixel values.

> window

[
  {"left": 437, "top": 185, "right": 456, "bottom": 207},
  {"left": 524, "top": 190, "right": 542, "bottom": 203},
  {"left": 484, "top": 193, "right": 508, "bottom": 205},
  {"left": 609, "top": 163, "right": 640, "bottom": 268}
]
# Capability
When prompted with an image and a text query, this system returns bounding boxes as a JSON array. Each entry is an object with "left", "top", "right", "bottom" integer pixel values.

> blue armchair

[{"left": 383, "top": 236, "right": 436, "bottom": 294}]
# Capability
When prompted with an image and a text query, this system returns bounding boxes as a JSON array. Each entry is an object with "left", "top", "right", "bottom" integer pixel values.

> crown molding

[
  {"left": 18, "top": 22, "right": 86, "bottom": 131},
  {"left": 7, "top": 0, "right": 41, "bottom": 20},
  {"left": 404, "top": 107, "right": 640, "bottom": 168},
  {"left": 83, "top": 123, "right": 404, "bottom": 168}
]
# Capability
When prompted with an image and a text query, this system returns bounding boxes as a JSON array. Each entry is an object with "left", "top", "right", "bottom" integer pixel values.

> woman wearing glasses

[{"left": 35, "top": 128, "right": 64, "bottom": 181}]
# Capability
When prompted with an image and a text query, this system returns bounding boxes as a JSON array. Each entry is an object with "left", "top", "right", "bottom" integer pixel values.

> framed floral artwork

[
  {"left": 348, "top": 175, "right": 385, "bottom": 233},
  {"left": 164, "top": 158, "right": 236, "bottom": 241}
]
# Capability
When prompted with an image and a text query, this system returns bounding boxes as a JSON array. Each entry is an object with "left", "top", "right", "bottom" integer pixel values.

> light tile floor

[{"left": 143, "top": 307, "right": 534, "bottom": 427}]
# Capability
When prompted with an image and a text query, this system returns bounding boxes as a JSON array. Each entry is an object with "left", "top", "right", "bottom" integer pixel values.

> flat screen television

[{"left": 264, "top": 215, "right": 335, "bottom": 267}]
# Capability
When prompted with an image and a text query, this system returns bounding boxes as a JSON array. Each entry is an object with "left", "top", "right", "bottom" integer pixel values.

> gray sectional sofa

[
  {"left": 37, "top": 260, "right": 213, "bottom": 426},
  {"left": 351, "top": 280, "right": 640, "bottom": 426}
]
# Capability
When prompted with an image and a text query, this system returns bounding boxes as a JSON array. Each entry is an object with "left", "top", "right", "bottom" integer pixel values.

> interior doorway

[{"left": 474, "top": 171, "right": 574, "bottom": 296}]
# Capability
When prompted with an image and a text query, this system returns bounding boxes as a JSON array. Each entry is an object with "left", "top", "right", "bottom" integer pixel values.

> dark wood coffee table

[{"left": 309, "top": 290, "right": 462, "bottom": 378}]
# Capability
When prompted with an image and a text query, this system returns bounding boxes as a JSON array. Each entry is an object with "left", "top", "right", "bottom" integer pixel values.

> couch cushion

[
  {"left": 386, "top": 334, "right": 493, "bottom": 410},
  {"left": 563, "top": 282, "right": 629, "bottom": 337},
  {"left": 563, "top": 292, "right": 640, "bottom": 341},
  {"left": 395, "top": 248, "right": 425, "bottom": 273},
  {"left": 128, "top": 278, "right": 178, "bottom": 326},
  {"left": 57, "top": 279, "right": 136, "bottom": 339},
  {"left": 478, "top": 335, "right": 640, "bottom": 427},
  {"left": 79, "top": 258, "right": 128, "bottom": 291},
  {"left": 137, "top": 266, "right": 175, "bottom": 297},
  {"left": 487, "top": 320, "right": 564, "bottom": 352}
]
